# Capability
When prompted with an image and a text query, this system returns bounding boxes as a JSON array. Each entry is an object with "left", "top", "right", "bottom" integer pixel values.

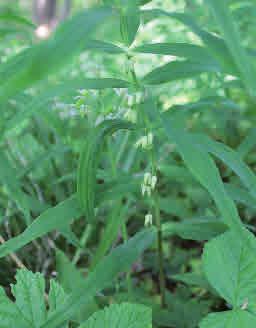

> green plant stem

[
  {"left": 121, "top": 221, "right": 133, "bottom": 301},
  {"left": 72, "top": 223, "right": 92, "bottom": 265},
  {"left": 107, "top": 138, "right": 133, "bottom": 299},
  {"left": 153, "top": 193, "right": 166, "bottom": 308}
]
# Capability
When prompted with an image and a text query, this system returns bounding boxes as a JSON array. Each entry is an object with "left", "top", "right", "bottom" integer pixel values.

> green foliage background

[{"left": 1, "top": 0, "right": 256, "bottom": 327}]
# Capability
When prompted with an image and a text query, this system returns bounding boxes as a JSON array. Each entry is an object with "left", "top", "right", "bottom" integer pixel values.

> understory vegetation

[{"left": 1, "top": 0, "right": 256, "bottom": 327}]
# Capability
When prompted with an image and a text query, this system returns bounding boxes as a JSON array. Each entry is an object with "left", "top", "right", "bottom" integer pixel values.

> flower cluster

[
  {"left": 135, "top": 132, "right": 153, "bottom": 149},
  {"left": 123, "top": 91, "right": 144, "bottom": 124},
  {"left": 141, "top": 172, "right": 157, "bottom": 197},
  {"left": 144, "top": 213, "right": 153, "bottom": 227}
]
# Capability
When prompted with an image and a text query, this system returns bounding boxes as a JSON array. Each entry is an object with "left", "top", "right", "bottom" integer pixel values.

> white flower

[
  {"left": 135, "top": 133, "right": 154, "bottom": 150},
  {"left": 151, "top": 175, "right": 157, "bottom": 189},
  {"left": 241, "top": 299, "right": 249, "bottom": 310},
  {"left": 141, "top": 172, "right": 157, "bottom": 197},
  {"left": 144, "top": 213, "right": 153, "bottom": 227}
]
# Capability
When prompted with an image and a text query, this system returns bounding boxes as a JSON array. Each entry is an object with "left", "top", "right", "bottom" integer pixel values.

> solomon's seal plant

[{"left": 1, "top": 0, "right": 256, "bottom": 327}]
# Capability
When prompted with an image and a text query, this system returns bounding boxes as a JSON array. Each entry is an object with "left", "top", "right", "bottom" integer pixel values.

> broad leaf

[
  {"left": 0, "top": 269, "right": 68, "bottom": 328},
  {"left": 203, "top": 229, "right": 256, "bottom": 308},
  {"left": 200, "top": 310, "right": 256, "bottom": 328},
  {"left": 79, "top": 303, "right": 152, "bottom": 328},
  {"left": 43, "top": 228, "right": 156, "bottom": 327}
]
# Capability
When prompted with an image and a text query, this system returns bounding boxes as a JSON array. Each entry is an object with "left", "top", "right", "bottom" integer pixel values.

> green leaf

[
  {"left": 225, "top": 184, "right": 256, "bottom": 211},
  {"left": 172, "top": 272, "right": 211, "bottom": 291},
  {"left": 120, "top": 6, "right": 140, "bottom": 46},
  {"left": 143, "top": 59, "right": 219, "bottom": 85},
  {"left": 77, "top": 119, "right": 133, "bottom": 221},
  {"left": 162, "top": 218, "right": 227, "bottom": 241},
  {"left": 160, "top": 114, "right": 242, "bottom": 231},
  {"left": 11, "top": 270, "right": 47, "bottom": 326},
  {"left": 237, "top": 128, "right": 256, "bottom": 159},
  {"left": 193, "top": 134, "right": 256, "bottom": 200},
  {"left": 203, "top": 229, "right": 256, "bottom": 308},
  {"left": 0, "top": 269, "right": 68, "bottom": 328},
  {"left": 0, "top": 195, "right": 82, "bottom": 258},
  {"left": 90, "top": 203, "right": 125, "bottom": 269},
  {"left": 200, "top": 310, "right": 256, "bottom": 328},
  {"left": 134, "top": 42, "right": 216, "bottom": 64},
  {"left": 43, "top": 228, "right": 156, "bottom": 327},
  {"left": 0, "top": 7, "right": 113, "bottom": 103},
  {"left": 0, "top": 152, "right": 30, "bottom": 223},
  {"left": 79, "top": 303, "right": 152, "bottom": 328},
  {"left": 204, "top": 0, "right": 256, "bottom": 98},
  {"left": 56, "top": 249, "right": 99, "bottom": 323},
  {"left": 141, "top": 9, "right": 238, "bottom": 75},
  {"left": 48, "top": 280, "right": 68, "bottom": 316},
  {"left": 0, "top": 287, "right": 27, "bottom": 328},
  {"left": 4, "top": 78, "right": 130, "bottom": 140},
  {"left": 85, "top": 39, "right": 125, "bottom": 54}
]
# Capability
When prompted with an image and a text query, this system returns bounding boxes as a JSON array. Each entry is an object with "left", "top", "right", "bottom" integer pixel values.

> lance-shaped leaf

[
  {"left": 134, "top": 42, "right": 217, "bottom": 65},
  {"left": 0, "top": 7, "right": 113, "bottom": 103},
  {"left": 0, "top": 152, "right": 30, "bottom": 223},
  {"left": 162, "top": 217, "right": 227, "bottom": 241},
  {"left": 3, "top": 78, "right": 130, "bottom": 141},
  {"left": 143, "top": 59, "right": 219, "bottom": 85},
  {"left": 0, "top": 195, "right": 82, "bottom": 258},
  {"left": 120, "top": 5, "right": 140, "bottom": 46},
  {"left": 77, "top": 119, "right": 133, "bottom": 222},
  {"left": 160, "top": 113, "right": 242, "bottom": 231},
  {"left": 204, "top": 0, "right": 256, "bottom": 98},
  {"left": 193, "top": 134, "right": 256, "bottom": 200},
  {"left": 141, "top": 9, "right": 239, "bottom": 76}
]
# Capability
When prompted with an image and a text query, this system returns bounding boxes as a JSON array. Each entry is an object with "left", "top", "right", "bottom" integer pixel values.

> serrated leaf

[
  {"left": 203, "top": 229, "right": 256, "bottom": 308},
  {"left": 0, "top": 287, "right": 27, "bottom": 328},
  {"left": 43, "top": 228, "right": 156, "bottom": 327},
  {"left": 200, "top": 310, "right": 256, "bottom": 328},
  {"left": 48, "top": 280, "right": 68, "bottom": 315},
  {"left": 79, "top": 303, "right": 152, "bottom": 328},
  {"left": 77, "top": 119, "right": 133, "bottom": 222},
  {"left": 11, "top": 270, "right": 46, "bottom": 327},
  {"left": 0, "top": 269, "right": 68, "bottom": 328}
]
